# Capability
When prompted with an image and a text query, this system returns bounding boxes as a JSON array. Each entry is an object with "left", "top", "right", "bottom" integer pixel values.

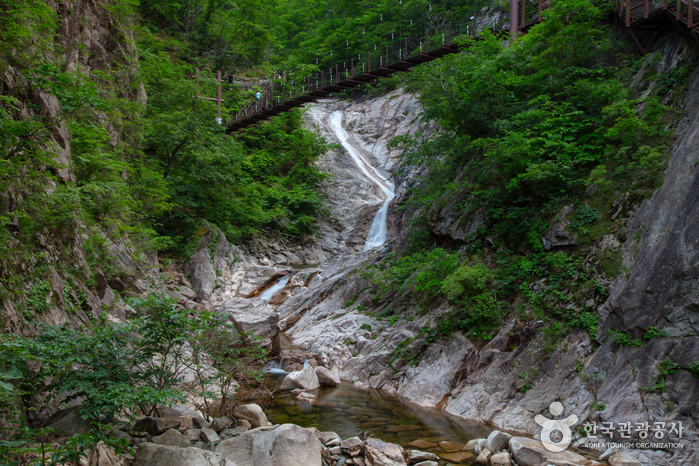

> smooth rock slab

[
  {"left": 509, "top": 437, "right": 604, "bottom": 466},
  {"left": 133, "top": 444, "right": 226, "bottom": 466},
  {"left": 152, "top": 428, "right": 191, "bottom": 448},
  {"left": 608, "top": 451, "right": 642, "bottom": 466},
  {"left": 386, "top": 424, "right": 422, "bottom": 433},
  {"left": 216, "top": 424, "right": 322, "bottom": 466},
  {"left": 409, "top": 450, "right": 439, "bottom": 462},
  {"left": 412, "top": 462, "right": 438, "bottom": 466},
  {"left": 439, "top": 441, "right": 465, "bottom": 452},
  {"left": 438, "top": 451, "right": 475, "bottom": 464},
  {"left": 404, "top": 439, "right": 438, "bottom": 449}
]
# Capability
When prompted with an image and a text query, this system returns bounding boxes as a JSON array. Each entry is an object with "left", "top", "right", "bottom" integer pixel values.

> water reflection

[{"left": 264, "top": 382, "right": 491, "bottom": 450}]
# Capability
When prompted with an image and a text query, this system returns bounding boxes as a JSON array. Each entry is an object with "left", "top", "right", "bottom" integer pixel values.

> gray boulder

[
  {"left": 201, "top": 427, "right": 221, "bottom": 444},
  {"left": 219, "top": 298, "right": 280, "bottom": 354},
  {"left": 45, "top": 407, "right": 92, "bottom": 437},
  {"left": 135, "top": 416, "right": 182, "bottom": 435},
  {"left": 280, "top": 363, "right": 320, "bottom": 391},
  {"left": 509, "top": 437, "right": 604, "bottom": 466},
  {"left": 364, "top": 438, "right": 406, "bottom": 466},
  {"left": 152, "top": 428, "right": 191, "bottom": 448},
  {"left": 315, "top": 366, "right": 340, "bottom": 386},
  {"left": 490, "top": 451, "right": 512, "bottom": 466},
  {"left": 412, "top": 462, "right": 438, "bottom": 466},
  {"left": 216, "top": 424, "right": 322, "bottom": 466},
  {"left": 409, "top": 450, "right": 438, "bottom": 463},
  {"left": 485, "top": 430, "right": 512, "bottom": 454},
  {"left": 133, "top": 443, "right": 226, "bottom": 466},
  {"left": 210, "top": 417, "right": 231, "bottom": 433},
  {"left": 609, "top": 452, "right": 642, "bottom": 466},
  {"left": 231, "top": 403, "right": 271, "bottom": 428}
]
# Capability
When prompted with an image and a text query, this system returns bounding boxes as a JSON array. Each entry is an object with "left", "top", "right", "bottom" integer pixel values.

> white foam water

[
  {"left": 259, "top": 275, "right": 291, "bottom": 301},
  {"left": 328, "top": 111, "right": 395, "bottom": 251}
]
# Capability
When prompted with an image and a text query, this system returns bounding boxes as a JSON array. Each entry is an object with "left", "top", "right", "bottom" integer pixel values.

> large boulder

[
  {"left": 45, "top": 406, "right": 92, "bottom": 437},
  {"left": 216, "top": 424, "right": 322, "bottom": 466},
  {"left": 133, "top": 443, "right": 226, "bottom": 466},
  {"left": 152, "top": 428, "right": 192, "bottom": 448},
  {"left": 509, "top": 437, "right": 603, "bottom": 466},
  {"left": 315, "top": 366, "right": 340, "bottom": 386},
  {"left": 485, "top": 430, "right": 512, "bottom": 454},
  {"left": 364, "top": 438, "right": 407, "bottom": 466},
  {"left": 135, "top": 416, "right": 182, "bottom": 436},
  {"left": 219, "top": 298, "right": 280, "bottom": 354},
  {"left": 279, "top": 363, "right": 320, "bottom": 391},
  {"left": 231, "top": 404, "right": 271, "bottom": 428}
]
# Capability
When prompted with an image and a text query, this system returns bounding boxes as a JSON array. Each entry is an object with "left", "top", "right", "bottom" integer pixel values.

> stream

[{"left": 264, "top": 382, "right": 491, "bottom": 459}]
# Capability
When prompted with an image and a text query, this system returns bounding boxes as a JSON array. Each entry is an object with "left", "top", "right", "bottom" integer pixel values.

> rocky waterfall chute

[{"left": 327, "top": 111, "right": 395, "bottom": 250}]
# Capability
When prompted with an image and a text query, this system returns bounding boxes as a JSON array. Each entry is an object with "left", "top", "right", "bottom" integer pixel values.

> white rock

[
  {"left": 409, "top": 450, "right": 438, "bottom": 462},
  {"left": 315, "top": 366, "right": 340, "bottom": 386},
  {"left": 152, "top": 428, "right": 191, "bottom": 448},
  {"left": 132, "top": 444, "right": 226, "bottom": 466},
  {"left": 216, "top": 424, "right": 322, "bottom": 466},
  {"left": 490, "top": 451, "right": 512, "bottom": 466},
  {"left": 364, "top": 438, "right": 407, "bottom": 466},
  {"left": 609, "top": 451, "right": 642, "bottom": 466},
  {"left": 231, "top": 403, "right": 271, "bottom": 428},
  {"left": 486, "top": 430, "right": 512, "bottom": 454},
  {"left": 475, "top": 448, "right": 491, "bottom": 464},
  {"left": 280, "top": 363, "right": 320, "bottom": 391}
]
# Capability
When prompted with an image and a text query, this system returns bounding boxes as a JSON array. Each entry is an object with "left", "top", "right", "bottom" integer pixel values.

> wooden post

[
  {"left": 644, "top": 0, "right": 649, "bottom": 18},
  {"left": 677, "top": 0, "right": 681, "bottom": 20},
  {"left": 539, "top": 0, "right": 543, "bottom": 21},
  {"left": 626, "top": 0, "right": 631, "bottom": 27},
  {"left": 521, "top": 0, "right": 526, "bottom": 29},
  {"left": 216, "top": 70, "right": 221, "bottom": 119},
  {"left": 425, "top": 29, "right": 429, "bottom": 52},
  {"left": 194, "top": 67, "right": 199, "bottom": 99},
  {"left": 690, "top": 0, "right": 694, "bottom": 26},
  {"left": 664, "top": 0, "right": 668, "bottom": 10},
  {"left": 510, "top": 0, "right": 519, "bottom": 39}
]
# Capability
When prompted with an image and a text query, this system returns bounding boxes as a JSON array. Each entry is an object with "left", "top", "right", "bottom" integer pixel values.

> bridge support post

[
  {"left": 510, "top": 0, "right": 519, "bottom": 39},
  {"left": 216, "top": 70, "right": 221, "bottom": 119}
]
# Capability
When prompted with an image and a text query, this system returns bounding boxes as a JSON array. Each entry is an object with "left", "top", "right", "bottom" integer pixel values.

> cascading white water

[
  {"left": 328, "top": 111, "right": 395, "bottom": 251},
  {"left": 259, "top": 275, "right": 291, "bottom": 301}
]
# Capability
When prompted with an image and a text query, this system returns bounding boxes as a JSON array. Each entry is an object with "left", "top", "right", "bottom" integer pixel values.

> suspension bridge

[{"left": 211, "top": 0, "right": 699, "bottom": 133}]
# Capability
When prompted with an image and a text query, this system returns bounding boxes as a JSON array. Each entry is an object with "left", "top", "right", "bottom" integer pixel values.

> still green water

[{"left": 264, "top": 382, "right": 492, "bottom": 459}]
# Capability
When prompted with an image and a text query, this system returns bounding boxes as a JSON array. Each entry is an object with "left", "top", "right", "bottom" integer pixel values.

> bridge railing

[{"left": 229, "top": 4, "right": 518, "bottom": 126}]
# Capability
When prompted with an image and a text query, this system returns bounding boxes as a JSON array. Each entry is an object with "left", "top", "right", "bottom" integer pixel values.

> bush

[{"left": 0, "top": 294, "right": 267, "bottom": 424}]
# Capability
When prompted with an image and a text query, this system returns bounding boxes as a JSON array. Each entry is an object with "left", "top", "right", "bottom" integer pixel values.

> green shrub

[
  {"left": 643, "top": 326, "right": 667, "bottom": 340},
  {"left": 360, "top": 323, "right": 372, "bottom": 331},
  {"left": 690, "top": 361, "right": 699, "bottom": 378}
]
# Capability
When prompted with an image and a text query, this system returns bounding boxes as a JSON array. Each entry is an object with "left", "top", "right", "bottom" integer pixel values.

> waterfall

[
  {"left": 264, "top": 360, "right": 288, "bottom": 376},
  {"left": 259, "top": 275, "right": 291, "bottom": 301},
  {"left": 328, "top": 111, "right": 395, "bottom": 251}
]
